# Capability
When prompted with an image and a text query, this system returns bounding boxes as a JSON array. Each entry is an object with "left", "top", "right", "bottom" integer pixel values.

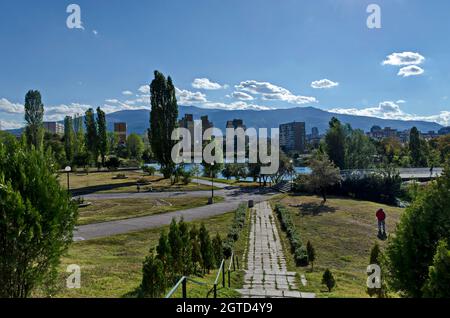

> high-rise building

[
  {"left": 279, "top": 121, "right": 306, "bottom": 153},
  {"left": 114, "top": 122, "right": 127, "bottom": 144},
  {"left": 226, "top": 119, "right": 246, "bottom": 130},
  {"left": 178, "top": 114, "right": 214, "bottom": 150},
  {"left": 44, "top": 121, "right": 64, "bottom": 135},
  {"left": 439, "top": 127, "right": 450, "bottom": 135}
]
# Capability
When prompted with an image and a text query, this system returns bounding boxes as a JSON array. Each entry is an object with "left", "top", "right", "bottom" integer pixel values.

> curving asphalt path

[{"left": 74, "top": 180, "right": 278, "bottom": 241}]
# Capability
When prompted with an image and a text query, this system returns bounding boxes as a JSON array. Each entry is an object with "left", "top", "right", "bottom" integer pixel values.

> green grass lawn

[
  {"left": 270, "top": 194, "right": 404, "bottom": 298},
  {"left": 34, "top": 212, "right": 240, "bottom": 298},
  {"left": 77, "top": 196, "right": 225, "bottom": 225},
  {"left": 60, "top": 171, "right": 217, "bottom": 193}
]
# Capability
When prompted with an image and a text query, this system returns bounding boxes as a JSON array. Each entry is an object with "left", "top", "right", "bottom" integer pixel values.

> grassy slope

[
  {"left": 36, "top": 212, "right": 239, "bottom": 298},
  {"left": 270, "top": 194, "right": 403, "bottom": 298},
  {"left": 60, "top": 171, "right": 216, "bottom": 193},
  {"left": 78, "top": 196, "right": 224, "bottom": 225}
]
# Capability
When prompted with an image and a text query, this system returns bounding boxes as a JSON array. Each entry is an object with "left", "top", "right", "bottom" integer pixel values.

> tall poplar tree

[
  {"left": 24, "top": 90, "right": 44, "bottom": 150},
  {"left": 64, "top": 116, "right": 74, "bottom": 164},
  {"left": 149, "top": 71, "right": 178, "bottom": 178},
  {"left": 84, "top": 108, "right": 98, "bottom": 165},
  {"left": 96, "top": 107, "right": 108, "bottom": 166},
  {"left": 325, "top": 117, "right": 346, "bottom": 169}
]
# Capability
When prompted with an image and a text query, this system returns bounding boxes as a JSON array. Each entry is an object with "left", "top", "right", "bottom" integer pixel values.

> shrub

[
  {"left": 274, "top": 204, "right": 308, "bottom": 266},
  {"left": 143, "top": 165, "right": 156, "bottom": 176},
  {"left": 322, "top": 269, "right": 336, "bottom": 292},
  {"left": 223, "top": 204, "right": 247, "bottom": 258},
  {"left": 0, "top": 137, "right": 78, "bottom": 297},
  {"left": 105, "top": 156, "right": 121, "bottom": 170},
  {"left": 333, "top": 169, "right": 402, "bottom": 205},
  {"left": 140, "top": 250, "right": 166, "bottom": 298}
]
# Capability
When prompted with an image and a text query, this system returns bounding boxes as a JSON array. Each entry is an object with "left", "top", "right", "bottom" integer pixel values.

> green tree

[
  {"left": 409, "top": 127, "right": 427, "bottom": 167},
  {"left": 156, "top": 230, "right": 171, "bottom": 277},
  {"left": 386, "top": 165, "right": 450, "bottom": 297},
  {"left": 168, "top": 219, "right": 183, "bottom": 279},
  {"left": 178, "top": 218, "right": 193, "bottom": 275},
  {"left": 140, "top": 250, "right": 166, "bottom": 298},
  {"left": 306, "top": 241, "right": 316, "bottom": 271},
  {"left": 322, "top": 269, "right": 336, "bottom": 292},
  {"left": 64, "top": 116, "right": 75, "bottom": 164},
  {"left": 422, "top": 240, "right": 450, "bottom": 298},
  {"left": 84, "top": 108, "right": 98, "bottom": 165},
  {"left": 24, "top": 90, "right": 44, "bottom": 150},
  {"left": 325, "top": 117, "right": 346, "bottom": 169},
  {"left": 307, "top": 155, "right": 341, "bottom": 204},
  {"left": 149, "top": 71, "right": 179, "bottom": 178},
  {"left": 367, "top": 243, "right": 387, "bottom": 298},
  {"left": 0, "top": 136, "right": 78, "bottom": 297},
  {"left": 107, "top": 132, "right": 119, "bottom": 156},
  {"left": 345, "top": 129, "right": 376, "bottom": 169},
  {"left": 190, "top": 225, "right": 202, "bottom": 274},
  {"left": 127, "top": 133, "right": 144, "bottom": 160},
  {"left": 96, "top": 107, "right": 108, "bottom": 167},
  {"left": 199, "top": 223, "right": 215, "bottom": 274},
  {"left": 212, "top": 233, "right": 223, "bottom": 268}
]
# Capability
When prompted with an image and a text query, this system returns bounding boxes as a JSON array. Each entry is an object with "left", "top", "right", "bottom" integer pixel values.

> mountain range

[
  {"left": 5, "top": 106, "right": 443, "bottom": 136},
  {"left": 105, "top": 106, "right": 443, "bottom": 135}
]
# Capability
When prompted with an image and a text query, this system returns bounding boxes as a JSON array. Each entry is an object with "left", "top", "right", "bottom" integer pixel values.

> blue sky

[{"left": 1, "top": 0, "right": 450, "bottom": 129}]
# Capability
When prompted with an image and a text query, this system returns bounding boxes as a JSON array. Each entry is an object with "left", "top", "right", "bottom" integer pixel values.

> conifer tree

[{"left": 199, "top": 223, "right": 215, "bottom": 274}]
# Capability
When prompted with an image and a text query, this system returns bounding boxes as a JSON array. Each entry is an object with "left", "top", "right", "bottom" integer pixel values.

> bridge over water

[{"left": 340, "top": 168, "right": 444, "bottom": 181}]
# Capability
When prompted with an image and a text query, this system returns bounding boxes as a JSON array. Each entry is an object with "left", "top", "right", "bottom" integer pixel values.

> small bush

[
  {"left": 274, "top": 204, "right": 308, "bottom": 266},
  {"left": 105, "top": 156, "right": 121, "bottom": 170},
  {"left": 223, "top": 204, "right": 247, "bottom": 258},
  {"left": 143, "top": 165, "right": 156, "bottom": 176}
]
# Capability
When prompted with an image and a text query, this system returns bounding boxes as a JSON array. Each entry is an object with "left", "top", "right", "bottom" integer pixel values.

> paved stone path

[{"left": 237, "top": 201, "right": 315, "bottom": 298}]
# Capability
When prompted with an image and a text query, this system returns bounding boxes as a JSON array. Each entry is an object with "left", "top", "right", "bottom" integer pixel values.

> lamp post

[
  {"left": 65, "top": 166, "right": 72, "bottom": 195},
  {"left": 210, "top": 162, "right": 215, "bottom": 204}
]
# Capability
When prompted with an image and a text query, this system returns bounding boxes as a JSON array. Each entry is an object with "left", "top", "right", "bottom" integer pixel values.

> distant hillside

[
  {"left": 106, "top": 106, "right": 443, "bottom": 135},
  {"left": 6, "top": 106, "right": 443, "bottom": 136}
]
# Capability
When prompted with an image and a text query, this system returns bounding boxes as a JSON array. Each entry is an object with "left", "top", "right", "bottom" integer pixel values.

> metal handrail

[
  {"left": 165, "top": 276, "right": 186, "bottom": 298},
  {"left": 165, "top": 276, "right": 207, "bottom": 298},
  {"left": 214, "top": 260, "right": 225, "bottom": 286}
]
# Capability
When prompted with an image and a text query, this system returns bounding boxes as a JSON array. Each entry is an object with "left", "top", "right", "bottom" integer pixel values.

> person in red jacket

[{"left": 376, "top": 208, "right": 386, "bottom": 237}]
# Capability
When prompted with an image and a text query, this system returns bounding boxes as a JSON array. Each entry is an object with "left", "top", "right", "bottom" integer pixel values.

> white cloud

[
  {"left": 192, "top": 78, "right": 228, "bottom": 90},
  {"left": 122, "top": 90, "right": 133, "bottom": 96},
  {"left": 382, "top": 52, "right": 425, "bottom": 66},
  {"left": 138, "top": 85, "right": 150, "bottom": 94},
  {"left": 92, "top": 30, "right": 98, "bottom": 36},
  {"left": 311, "top": 79, "right": 339, "bottom": 89},
  {"left": 235, "top": 80, "right": 317, "bottom": 105},
  {"left": 105, "top": 99, "right": 119, "bottom": 104},
  {"left": 0, "top": 120, "right": 23, "bottom": 130},
  {"left": 398, "top": 65, "right": 424, "bottom": 77},
  {"left": 0, "top": 98, "right": 23, "bottom": 114},
  {"left": 175, "top": 88, "right": 208, "bottom": 105},
  {"left": 229, "top": 91, "right": 254, "bottom": 101},
  {"left": 202, "top": 101, "right": 271, "bottom": 111},
  {"left": 329, "top": 101, "right": 450, "bottom": 126},
  {"left": 396, "top": 100, "right": 406, "bottom": 104}
]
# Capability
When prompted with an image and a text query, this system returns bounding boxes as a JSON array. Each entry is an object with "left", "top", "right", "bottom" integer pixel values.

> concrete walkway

[{"left": 236, "top": 202, "right": 315, "bottom": 298}]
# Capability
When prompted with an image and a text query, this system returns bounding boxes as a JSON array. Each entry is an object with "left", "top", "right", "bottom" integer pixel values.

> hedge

[
  {"left": 223, "top": 204, "right": 247, "bottom": 258},
  {"left": 274, "top": 204, "right": 308, "bottom": 266}
]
